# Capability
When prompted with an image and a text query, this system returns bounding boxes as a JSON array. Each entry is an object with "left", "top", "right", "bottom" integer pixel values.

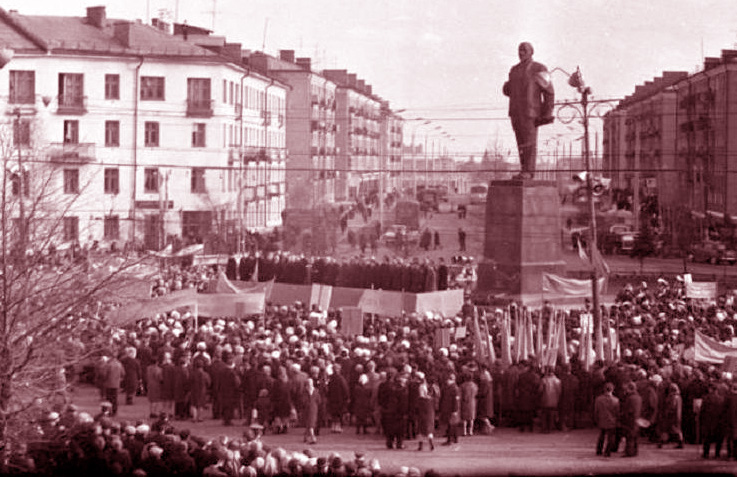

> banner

[
  {"left": 310, "top": 284, "right": 333, "bottom": 312},
  {"left": 197, "top": 292, "right": 266, "bottom": 316},
  {"left": 434, "top": 328, "right": 451, "bottom": 349},
  {"left": 329, "top": 287, "right": 365, "bottom": 309},
  {"left": 209, "top": 272, "right": 273, "bottom": 295},
  {"left": 685, "top": 282, "right": 718, "bottom": 300},
  {"left": 340, "top": 307, "right": 364, "bottom": 336},
  {"left": 542, "top": 273, "right": 606, "bottom": 297},
  {"left": 108, "top": 288, "right": 197, "bottom": 325},
  {"left": 359, "top": 289, "right": 404, "bottom": 316},
  {"left": 500, "top": 311, "right": 513, "bottom": 366},
  {"left": 694, "top": 330, "right": 737, "bottom": 364},
  {"left": 413, "top": 289, "right": 464, "bottom": 317},
  {"left": 268, "top": 283, "right": 313, "bottom": 306}
]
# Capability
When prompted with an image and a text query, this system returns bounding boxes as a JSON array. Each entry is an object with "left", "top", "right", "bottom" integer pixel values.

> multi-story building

[
  {"left": 381, "top": 101, "right": 404, "bottom": 196},
  {"left": 0, "top": 6, "right": 286, "bottom": 251},
  {"left": 248, "top": 50, "right": 337, "bottom": 209},
  {"left": 604, "top": 50, "right": 737, "bottom": 247},
  {"left": 323, "top": 69, "right": 382, "bottom": 201}
]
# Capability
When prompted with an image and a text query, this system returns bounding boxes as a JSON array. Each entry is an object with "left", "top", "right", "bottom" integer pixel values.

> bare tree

[{"left": 0, "top": 117, "right": 154, "bottom": 442}]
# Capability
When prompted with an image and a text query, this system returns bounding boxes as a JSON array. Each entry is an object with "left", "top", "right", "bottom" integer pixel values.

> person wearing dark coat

[
  {"left": 327, "top": 364, "right": 350, "bottom": 433},
  {"left": 658, "top": 382, "right": 684, "bottom": 449},
  {"left": 352, "top": 375, "right": 374, "bottom": 435},
  {"left": 558, "top": 364, "right": 579, "bottom": 431},
  {"left": 217, "top": 352, "right": 241, "bottom": 426},
  {"left": 225, "top": 256, "right": 237, "bottom": 280},
  {"left": 120, "top": 347, "right": 142, "bottom": 405},
  {"left": 437, "top": 258, "right": 449, "bottom": 291},
  {"left": 725, "top": 382, "right": 737, "bottom": 460},
  {"left": 594, "top": 382, "right": 620, "bottom": 457},
  {"left": 159, "top": 353, "right": 176, "bottom": 419},
  {"left": 271, "top": 367, "right": 294, "bottom": 434},
  {"left": 700, "top": 383, "right": 727, "bottom": 459},
  {"left": 439, "top": 373, "right": 461, "bottom": 445},
  {"left": 382, "top": 373, "right": 410, "bottom": 449},
  {"left": 208, "top": 356, "right": 228, "bottom": 420},
  {"left": 172, "top": 356, "right": 191, "bottom": 420},
  {"left": 620, "top": 381, "right": 642, "bottom": 457},
  {"left": 515, "top": 361, "right": 540, "bottom": 433},
  {"left": 189, "top": 359, "right": 211, "bottom": 422}
]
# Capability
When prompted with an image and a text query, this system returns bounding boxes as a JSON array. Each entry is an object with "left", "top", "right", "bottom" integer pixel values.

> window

[
  {"left": 191, "top": 167, "right": 206, "bottom": 193},
  {"left": 58, "top": 73, "right": 84, "bottom": 109},
  {"left": 63, "top": 120, "right": 79, "bottom": 144},
  {"left": 144, "top": 168, "right": 159, "bottom": 193},
  {"left": 223, "top": 79, "right": 227, "bottom": 103},
  {"left": 140, "top": 76, "right": 165, "bottom": 100},
  {"left": 105, "top": 120, "right": 120, "bottom": 147},
  {"left": 187, "top": 78, "right": 212, "bottom": 116},
  {"left": 63, "top": 168, "right": 79, "bottom": 194},
  {"left": 13, "top": 119, "right": 31, "bottom": 147},
  {"left": 144, "top": 121, "right": 159, "bottom": 147},
  {"left": 63, "top": 216, "right": 79, "bottom": 242},
  {"left": 104, "top": 167, "right": 119, "bottom": 194},
  {"left": 192, "top": 123, "right": 206, "bottom": 147},
  {"left": 105, "top": 74, "right": 120, "bottom": 100},
  {"left": 9, "top": 70, "right": 35, "bottom": 104},
  {"left": 104, "top": 215, "right": 119, "bottom": 240},
  {"left": 11, "top": 171, "right": 29, "bottom": 197}
]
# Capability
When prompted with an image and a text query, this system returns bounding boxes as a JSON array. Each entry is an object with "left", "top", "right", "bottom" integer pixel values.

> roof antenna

[{"left": 262, "top": 18, "right": 269, "bottom": 51}]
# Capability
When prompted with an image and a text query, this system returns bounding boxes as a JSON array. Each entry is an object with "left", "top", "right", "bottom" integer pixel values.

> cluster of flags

[{"left": 470, "top": 305, "right": 620, "bottom": 370}]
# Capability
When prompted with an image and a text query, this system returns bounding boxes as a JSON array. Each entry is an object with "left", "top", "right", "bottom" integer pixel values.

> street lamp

[{"left": 552, "top": 66, "right": 617, "bottom": 366}]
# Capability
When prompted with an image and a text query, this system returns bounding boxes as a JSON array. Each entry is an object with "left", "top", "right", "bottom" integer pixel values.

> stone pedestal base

[{"left": 476, "top": 179, "right": 566, "bottom": 298}]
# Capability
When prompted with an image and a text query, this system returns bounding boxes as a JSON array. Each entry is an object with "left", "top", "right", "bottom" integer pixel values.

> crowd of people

[
  {"left": 8, "top": 267, "right": 737, "bottom": 475},
  {"left": 223, "top": 251, "right": 467, "bottom": 293}
]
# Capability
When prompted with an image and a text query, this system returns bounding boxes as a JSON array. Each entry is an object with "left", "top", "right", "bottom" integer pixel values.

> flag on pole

[
  {"left": 525, "top": 310, "right": 534, "bottom": 362},
  {"left": 577, "top": 237, "right": 589, "bottom": 261},
  {"left": 482, "top": 311, "right": 496, "bottom": 363},
  {"left": 501, "top": 310, "right": 513, "bottom": 366},
  {"left": 558, "top": 311, "right": 569, "bottom": 365},
  {"left": 472, "top": 307, "right": 486, "bottom": 361},
  {"left": 251, "top": 258, "right": 259, "bottom": 282},
  {"left": 513, "top": 307, "right": 522, "bottom": 363},
  {"left": 535, "top": 310, "right": 543, "bottom": 362}
]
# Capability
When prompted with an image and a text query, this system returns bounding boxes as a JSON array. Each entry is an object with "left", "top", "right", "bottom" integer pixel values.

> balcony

[
  {"left": 47, "top": 142, "right": 96, "bottom": 164},
  {"left": 56, "top": 94, "right": 87, "bottom": 115},
  {"left": 187, "top": 99, "right": 214, "bottom": 118}
]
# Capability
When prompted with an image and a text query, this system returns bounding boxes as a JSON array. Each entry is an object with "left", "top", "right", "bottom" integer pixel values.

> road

[
  {"left": 339, "top": 198, "right": 737, "bottom": 282},
  {"left": 70, "top": 385, "right": 735, "bottom": 476}
]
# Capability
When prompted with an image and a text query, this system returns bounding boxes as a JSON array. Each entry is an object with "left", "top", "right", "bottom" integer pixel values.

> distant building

[{"left": 0, "top": 6, "right": 287, "bottom": 251}]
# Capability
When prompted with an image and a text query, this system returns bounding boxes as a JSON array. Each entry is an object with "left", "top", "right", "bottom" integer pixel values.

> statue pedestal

[{"left": 477, "top": 179, "right": 566, "bottom": 301}]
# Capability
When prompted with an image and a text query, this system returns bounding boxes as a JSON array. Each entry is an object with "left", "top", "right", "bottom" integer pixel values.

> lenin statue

[{"left": 503, "top": 42, "right": 555, "bottom": 179}]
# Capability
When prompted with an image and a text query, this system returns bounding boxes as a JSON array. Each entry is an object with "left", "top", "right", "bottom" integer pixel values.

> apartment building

[
  {"left": 323, "top": 69, "right": 382, "bottom": 201},
  {"left": 381, "top": 102, "right": 404, "bottom": 195},
  {"left": 248, "top": 50, "right": 337, "bottom": 209},
  {"left": 0, "top": 6, "right": 286, "bottom": 251}
]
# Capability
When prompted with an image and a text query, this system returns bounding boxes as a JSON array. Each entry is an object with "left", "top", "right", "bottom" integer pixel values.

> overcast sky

[{"left": 6, "top": 0, "right": 737, "bottom": 165}]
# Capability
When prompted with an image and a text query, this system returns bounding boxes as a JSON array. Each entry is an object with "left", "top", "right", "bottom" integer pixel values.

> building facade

[{"left": 0, "top": 6, "right": 286, "bottom": 252}]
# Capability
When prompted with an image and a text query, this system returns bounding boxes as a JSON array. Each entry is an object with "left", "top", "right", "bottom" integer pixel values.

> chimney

[
  {"left": 87, "top": 6, "right": 106, "bottom": 29},
  {"left": 704, "top": 57, "right": 720, "bottom": 70},
  {"left": 323, "top": 69, "right": 348, "bottom": 85},
  {"left": 347, "top": 73, "right": 357, "bottom": 87},
  {"left": 366, "top": 85, "right": 372, "bottom": 95},
  {"left": 113, "top": 21, "right": 131, "bottom": 47},
  {"left": 151, "top": 18, "right": 170, "bottom": 33},
  {"left": 279, "top": 50, "right": 295, "bottom": 62},
  {"left": 357, "top": 79, "right": 365, "bottom": 92},
  {"left": 223, "top": 43, "right": 242, "bottom": 62},
  {"left": 295, "top": 57, "right": 311, "bottom": 71}
]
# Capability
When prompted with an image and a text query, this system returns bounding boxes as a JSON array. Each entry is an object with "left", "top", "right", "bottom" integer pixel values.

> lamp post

[
  {"left": 408, "top": 119, "right": 431, "bottom": 196},
  {"left": 553, "top": 66, "right": 617, "bottom": 365}
]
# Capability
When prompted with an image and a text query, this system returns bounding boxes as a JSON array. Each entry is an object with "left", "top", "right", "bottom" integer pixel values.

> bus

[{"left": 469, "top": 183, "right": 488, "bottom": 204}]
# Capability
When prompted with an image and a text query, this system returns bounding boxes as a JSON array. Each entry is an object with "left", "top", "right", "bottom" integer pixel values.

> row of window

[
  {"left": 56, "top": 119, "right": 207, "bottom": 148},
  {"left": 10, "top": 71, "right": 285, "bottom": 115},
  {"left": 61, "top": 167, "right": 208, "bottom": 195}
]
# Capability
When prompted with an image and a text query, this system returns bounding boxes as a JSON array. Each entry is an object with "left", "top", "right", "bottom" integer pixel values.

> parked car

[
  {"left": 599, "top": 224, "right": 637, "bottom": 255},
  {"left": 689, "top": 241, "right": 737, "bottom": 265},
  {"left": 382, "top": 225, "right": 419, "bottom": 246}
]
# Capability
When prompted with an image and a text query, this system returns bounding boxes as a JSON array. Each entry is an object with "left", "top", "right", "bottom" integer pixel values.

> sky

[{"left": 5, "top": 0, "right": 737, "bottom": 165}]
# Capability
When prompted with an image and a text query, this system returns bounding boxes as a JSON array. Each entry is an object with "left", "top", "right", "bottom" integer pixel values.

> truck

[{"left": 600, "top": 224, "right": 637, "bottom": 255}]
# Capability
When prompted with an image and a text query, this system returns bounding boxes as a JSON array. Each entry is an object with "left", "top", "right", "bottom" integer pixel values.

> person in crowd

[
  {"left": 189, "top": 358, "right": 211, "bottom": 423},
  {"left": 558, "top": 363, "right": 579, "bottom": 431},
  {"left": 594, "top": 382, "right": 619, "bottom": 457},
  {"left": 539, "top": 366, "right": 562, "bottom": 434},
  {"left": 460, "top": 373, "right": 478, "bottom": 436},
  {"left": 416, "top": 373, "right": 436, "bottom": 451},
  {"left": 271, "top": 365, "right": 294, "bottom": 434},
  {"left": 302, "top": 378, "right": 321, "bottom": 445},
  {"left": 381, "top": 372, "right": 409, "bottom": 450},
  {"left": 352, "top": 373, "right": 373, "bottom": 435},
  {"left": 439, "top": 373, "right": 460, "bottom": 446},
  {"left": 217, "top": 351, "right": 241, "bottom": 426},
  {"left": 476, "top": 367, "right": 495, "bottom": 435},
  {"left": 620, "top": 381, "right": 642, "bottom": 457},
  {"left": 146, "top": 356, "right": 164, "bottom": 419},
  {"left": 515, "top": 360, "right": 540, "bottom": 433},
  {"left": 121, "top": 346, "right": 142, "bottom": 406},
  {"left": 725, "top": 381, "right": 737, "bottom": 460},
  {"left": 160, "top": 352, "right": 176, "bottom": 419},
  {"left": 327, "top": 363, "right": 350, "bottom": 434},
  {"left": 700, "top": 382, "right": 727, "bottom": 459},
  {"left": 101, "top": 352, "right": 125, "bottom": 417},
  {"left": 658, "top": 382, "right": 685, "bottom": 449}
]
